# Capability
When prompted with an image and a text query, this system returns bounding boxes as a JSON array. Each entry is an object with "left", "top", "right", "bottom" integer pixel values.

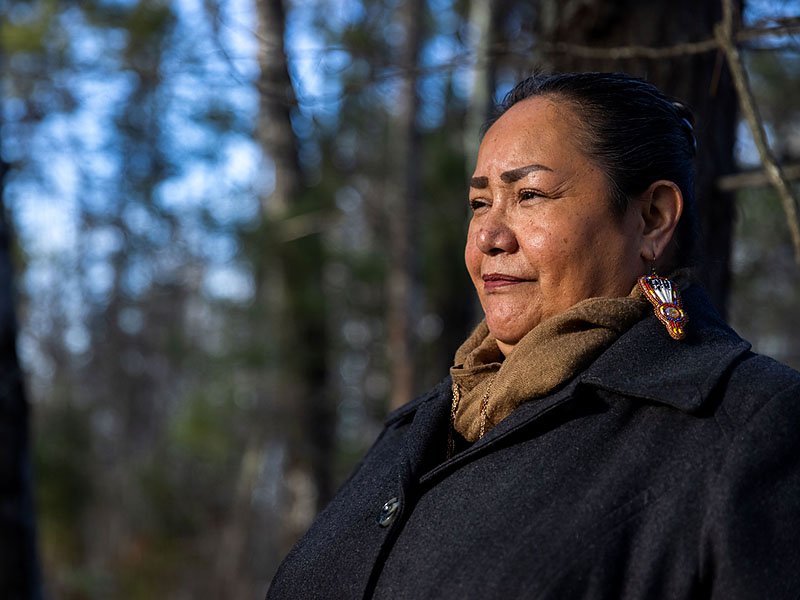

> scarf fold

[{"left": 450, "top": 285, "right": 649, "bottom": 442}]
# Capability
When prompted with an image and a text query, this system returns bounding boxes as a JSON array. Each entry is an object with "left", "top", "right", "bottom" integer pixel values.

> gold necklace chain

[
  {"left": 478, "top": 375, "right": 495, "bottom": 440},
  {"left": 448, "top": 375, "right": 496, "bottom": 458},
  {"left": 447, "top": 381, "right": 461, "bottom": 458}
]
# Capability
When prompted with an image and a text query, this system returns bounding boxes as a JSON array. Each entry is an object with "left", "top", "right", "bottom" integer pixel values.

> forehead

[{"left": 476, "top": 96, "right": 586, "bottom": 170}]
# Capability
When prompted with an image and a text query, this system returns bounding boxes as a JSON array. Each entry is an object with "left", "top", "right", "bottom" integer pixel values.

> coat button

[{"left": 377, "top": 497, "right": 400, "bottom": 527}]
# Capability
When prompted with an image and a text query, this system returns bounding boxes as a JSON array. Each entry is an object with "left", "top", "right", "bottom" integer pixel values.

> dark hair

[{"left": 486, "top": 72, "right": 699, "bottom": 268}]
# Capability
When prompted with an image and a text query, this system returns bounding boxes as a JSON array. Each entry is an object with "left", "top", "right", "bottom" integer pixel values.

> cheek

[
  {"left": 516, "top": 220, "right": 553, "bottom": 260},
  {"left": 464, "top": 224, "right": 481, "bottom": 277},
  {"left": 526, "top": 215, "right": 598, "bottom": 284},
  {"left": 556, "top": 216, "right": 634, "bottom": 286},
  {"left": 556, "top": 212, "right": 600, "bottom": 251}
]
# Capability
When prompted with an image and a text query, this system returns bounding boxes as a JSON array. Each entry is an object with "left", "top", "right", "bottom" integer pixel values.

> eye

[
  {"left": 519, "top": 189, "right": 543, "bottom": 201},
  {"left": 469, "top": 198, "right": 489, "bottom": 212}
]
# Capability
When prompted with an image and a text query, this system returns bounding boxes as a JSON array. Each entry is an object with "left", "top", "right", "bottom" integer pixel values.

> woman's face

[{"left": 465, "top": 96, "right": 645, "bottom": 355}]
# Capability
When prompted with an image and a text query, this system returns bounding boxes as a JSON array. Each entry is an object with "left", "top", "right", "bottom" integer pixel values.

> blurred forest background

[{"left": 1, "top": 0, "right": 799, "bottom": 597}]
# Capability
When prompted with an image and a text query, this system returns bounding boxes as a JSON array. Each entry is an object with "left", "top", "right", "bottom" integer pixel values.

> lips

[{"left": 482, "top": 273, "right": 531, "bottom": 290}]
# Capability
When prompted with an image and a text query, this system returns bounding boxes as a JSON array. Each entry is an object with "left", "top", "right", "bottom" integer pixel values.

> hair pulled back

[{"left": 486, "top": 72, "right": 699, "bottom": 268}]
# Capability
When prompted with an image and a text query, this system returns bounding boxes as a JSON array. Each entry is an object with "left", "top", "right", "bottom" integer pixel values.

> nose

[{"left": 475, "top": 211, "right": 518, "bottom": 255}]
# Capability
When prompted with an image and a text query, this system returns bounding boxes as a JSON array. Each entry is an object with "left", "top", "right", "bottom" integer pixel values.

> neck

[{"left": 497, "top": 339, "right": 515, "bottom": 356}]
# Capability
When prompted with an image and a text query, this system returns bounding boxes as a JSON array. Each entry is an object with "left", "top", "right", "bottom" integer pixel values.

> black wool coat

[{"left": 267, "top": 286, "right": 800, "bottom": 599}]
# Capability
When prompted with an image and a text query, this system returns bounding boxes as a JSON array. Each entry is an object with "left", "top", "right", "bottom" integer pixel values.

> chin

[{"left": 486, "top": 320, "right": 535, "bottom": 348}]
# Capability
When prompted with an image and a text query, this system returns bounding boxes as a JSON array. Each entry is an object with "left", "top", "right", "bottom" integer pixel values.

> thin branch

[
  {"left": 274, "top": 210, "right": 339, "bottom": 243},
  {"left": 747, "top": 16, "right": 800, "bottom": 28},
  {"left": 538, "top": 22, "right": 800, "bottom": 60},
  {"left": 743, "top": 43, "right": 800, "bottom": 52},
  {"left": 738, "top": 22, "right": 800, "bottom": 42},
  {"left": 543, "top": 39, "right": 718, "bottom": 60},
  {"left": 715, "top": 0, "right": 800, "bottom": 263},
  {"left": 718, "top": 162, "right": 800, "bottom": 192}
]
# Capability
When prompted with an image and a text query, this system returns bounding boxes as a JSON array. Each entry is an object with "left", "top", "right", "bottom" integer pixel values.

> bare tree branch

[
  {"left": 538, "top": 22, "right": 800, "bottom": 60},
  {"left": 542, "top": 39, "right": 719, "bottom": 60},
  {"left": 715, "top": 0, "right": 800, "bottom": 263},
  {"left": 718, "top": 163, "right": 800, "bottom": 192},
  {"left": 275, "top": 210, "right": 339, "bottom": 243}
]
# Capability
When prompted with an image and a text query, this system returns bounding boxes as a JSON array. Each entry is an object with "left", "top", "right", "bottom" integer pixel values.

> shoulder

[
  {"left": 718, "top": 351, "right": 800, "bottom": 427},
  {"left": 383, "top": 376, "right": 452, "bottom": 427},
  {"left": 590, "top": 281, "right": 799, "bottom": 417},
  {"left": 702, "top": 353, "right": 800, "bottom": 596},
  {"left": 338, "top": 377, "right": 451, "bottom": 484}
]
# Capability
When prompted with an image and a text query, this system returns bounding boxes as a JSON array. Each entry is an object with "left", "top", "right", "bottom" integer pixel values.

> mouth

[{"left": 481, "top": 273, "right": 532, "bottom": 290}]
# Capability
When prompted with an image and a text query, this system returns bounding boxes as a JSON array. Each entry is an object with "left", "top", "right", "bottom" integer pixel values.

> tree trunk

[
  {"left": 456, "top": 0, "right": 504, "bottom": 341},
  {"left": 536, "top": 0, "right": 739, "bottom": 316},
  {"left": 253, "top": 0, "right": 333, "bottom": 556},
  {"left": 256, "top": 0, "right": 303, "bottom": 221},
  {"left": 387, "top": 0, "right": 425, "bottom": 410},
  {"left": 0, "top": 136, "right": 41, "bottom": 599},
  {"left": 463, "top": 0, "right": 501, "bottom": 173}
]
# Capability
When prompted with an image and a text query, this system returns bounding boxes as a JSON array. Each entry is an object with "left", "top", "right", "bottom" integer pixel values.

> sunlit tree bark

[
  {"left": 463, "top": 0, "right": 501, "bottom": 172},
  {"left": 386, "top": 0, "right": 425, "bottom": 410}
]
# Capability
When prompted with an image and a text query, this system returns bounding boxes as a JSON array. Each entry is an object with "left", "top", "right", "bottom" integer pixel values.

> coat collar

[
  {"left": 578, "top": 284, "right": 751, "bottom": 412},
  {"left": 387, "top": 284, "right": 751, "bottom": 426},
  {"left": 384, "top": 285, "right": 752, "bottom": 483}
]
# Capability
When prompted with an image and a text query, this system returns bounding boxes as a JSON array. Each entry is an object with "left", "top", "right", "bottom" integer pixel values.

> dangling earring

[{"left": 638, "top": 253, "right": 688, "bottom": 340}]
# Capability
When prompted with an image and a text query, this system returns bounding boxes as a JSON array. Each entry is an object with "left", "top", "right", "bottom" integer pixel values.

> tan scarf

[{"left": 450, "top": 285, "right": 649, "bottom": 442}]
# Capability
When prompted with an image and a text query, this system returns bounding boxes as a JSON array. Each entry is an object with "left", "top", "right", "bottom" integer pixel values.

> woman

[{"left": 267, "top": 73, "right": 800, "bottom": 599}]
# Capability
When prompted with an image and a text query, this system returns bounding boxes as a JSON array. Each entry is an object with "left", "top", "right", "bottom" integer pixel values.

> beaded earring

[{"left": 638, "top": 268, "right": 688, "bottom": 341}]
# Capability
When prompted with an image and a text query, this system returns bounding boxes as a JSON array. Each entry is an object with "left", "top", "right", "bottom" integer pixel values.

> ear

[{"left": 635, "top": 180, "right": 683, "bottom": 265}]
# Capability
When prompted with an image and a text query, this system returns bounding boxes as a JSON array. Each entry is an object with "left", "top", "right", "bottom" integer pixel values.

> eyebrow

[
  {"left": 470, "top": 176, "right": 489, "bottom": 189},
  {"left": 469, "top": 163, "right": 553, "bottom": 189},
  {"left": 500, "top": 163, "right": 553, "bottom": 183}
]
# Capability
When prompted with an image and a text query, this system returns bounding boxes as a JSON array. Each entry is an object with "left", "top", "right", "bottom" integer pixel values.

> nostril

[{"left": 478, "top": 229, "right": 517, "bottom": 255}]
